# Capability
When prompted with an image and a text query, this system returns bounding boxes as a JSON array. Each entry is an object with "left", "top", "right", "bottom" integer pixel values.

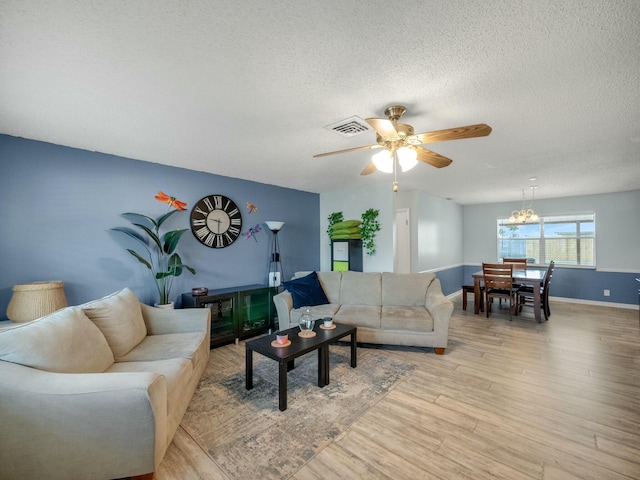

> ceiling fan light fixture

[
  {"left": 372, "top": 149, "right": 393, "bottom": 173},
  {"left": 397, "top": 147, "right": 418, "bottom": 172}
]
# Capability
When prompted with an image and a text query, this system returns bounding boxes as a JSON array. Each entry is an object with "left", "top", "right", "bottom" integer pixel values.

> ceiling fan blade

[
  {"left": 365, "top": 117, "right": 399, "bottom": 139},
  {"left": 414, "top": 123, "right": 492, "bottom": 144},
  {"left": 360, "top": 162, "right": 377, "bottom": 176},
  {"left": 416, "top": 146, "right": 453, "bottom": 168},
  {"left": 313, "top": 144, "right": 382, "bottom": 158}
]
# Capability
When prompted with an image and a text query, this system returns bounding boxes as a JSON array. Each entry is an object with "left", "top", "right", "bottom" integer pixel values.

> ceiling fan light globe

[
  {"left": 397, "top": 147, "right": 418, "bottom": 172},
  {"left": 372, "top": 149, "right": 393, "bottom": 173}
]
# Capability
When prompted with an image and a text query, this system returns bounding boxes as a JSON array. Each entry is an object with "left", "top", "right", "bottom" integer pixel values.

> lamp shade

[
  {"left": 265, "top": 221, "right": 285, "bottom": 232},
  {"left": 397, "top": 147, "right": 418, "bottom": 172},
  {"left": 6, "top": 281, "right": 68, "bottom": 323},
  {"left": 372, "top": 149, "right": 393, "bottom": 173}
]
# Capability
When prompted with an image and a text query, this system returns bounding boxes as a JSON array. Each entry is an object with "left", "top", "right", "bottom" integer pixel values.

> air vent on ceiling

[{"left": 323, "top": 115, "right": 372, "bottom": 137}]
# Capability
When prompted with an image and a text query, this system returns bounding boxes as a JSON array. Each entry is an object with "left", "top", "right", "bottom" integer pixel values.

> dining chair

[
  {"left": 482, "top": 263, "right": 517, "bottom": 320},
  {"left": 503, "top": 258, "right": 527, "bottom": 270},
  {"left": 503, "top": 258, "right": 527, "bottom": 291},
  {"left": 518, "top": 261, "right": 555, "bottom": 320},
  {"left": 462, "top": 284, "right": 484, "bottom": 311}
]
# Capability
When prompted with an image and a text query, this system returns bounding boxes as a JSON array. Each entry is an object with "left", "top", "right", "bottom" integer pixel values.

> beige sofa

[
  {"left": 0, "top": 287, "right": 210, "bottom": 480},
  {"left": 274, "top": 271, "right": 453, "bottom": 354}
]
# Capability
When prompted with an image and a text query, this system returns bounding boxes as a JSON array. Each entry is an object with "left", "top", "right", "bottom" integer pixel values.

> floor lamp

[{"left": 265, "top": 221, "right": 284, "bottom": 287}]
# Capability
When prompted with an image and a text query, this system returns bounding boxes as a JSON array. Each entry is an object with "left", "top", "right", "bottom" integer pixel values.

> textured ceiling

[{"left": 1, "top": 0, "right": 639, "bottom": 205}]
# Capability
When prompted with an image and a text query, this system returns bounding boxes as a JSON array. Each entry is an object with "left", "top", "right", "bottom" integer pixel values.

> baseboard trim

[{"left": 548, "top": 296, "right": 637, "bottom": 310}]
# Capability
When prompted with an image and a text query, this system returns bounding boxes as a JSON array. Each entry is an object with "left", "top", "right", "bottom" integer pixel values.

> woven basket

[{"left": 6, "top": 281, "right": 68, "bottom": 323}]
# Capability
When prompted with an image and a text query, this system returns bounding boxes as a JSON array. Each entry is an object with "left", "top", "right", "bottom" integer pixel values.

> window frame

[{"left": 496, "top": 212, "right": 596, "bottom": 267}]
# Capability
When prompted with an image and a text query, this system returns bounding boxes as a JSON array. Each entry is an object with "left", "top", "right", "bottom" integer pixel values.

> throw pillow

[
  {"left": 282, "top": 271, "right": 330, "bottom": 309},
  {"left": 82, "top": 287, "right": 147, "bottom": 360},
  {"left": 329, "top": 220, "right": 361, "bottom": 231},
  {"left": 0, "top": 306, "right": 115, "bottom": 373}
]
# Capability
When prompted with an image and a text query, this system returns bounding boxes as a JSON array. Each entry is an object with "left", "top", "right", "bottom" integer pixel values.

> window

[{"left": 497, "top": 214, "right": 595, "bottom": 266}]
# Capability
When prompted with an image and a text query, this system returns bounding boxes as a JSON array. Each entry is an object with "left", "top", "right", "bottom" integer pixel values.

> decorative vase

[
  {"left": 154, "top": 301, "right": 175, "bottom": 309},
  {"left": 298, "top": 307, "right": 315, "bottom": 337}
]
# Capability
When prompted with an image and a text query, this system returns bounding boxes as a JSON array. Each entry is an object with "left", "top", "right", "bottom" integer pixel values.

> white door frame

[{"left": 395, "top": 208, "right": 411, "bottom": 273}]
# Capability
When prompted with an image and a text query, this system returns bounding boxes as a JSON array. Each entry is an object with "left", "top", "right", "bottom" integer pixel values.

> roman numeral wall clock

[{"left": 190, "top": 195, "right": 243, "bottom": 248}]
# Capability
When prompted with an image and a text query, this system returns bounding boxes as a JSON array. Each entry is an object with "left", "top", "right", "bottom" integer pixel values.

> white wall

[
  {"left": 321, "top": 187, "right": 464, "bottom": 274},
  {"left": 463, "top": 190, "right": 640, "bottom": 272},
  {"left": 321, "top": 186, "right": 639, "bottom": 276},
  {"left": 394, "top": 191, "right": 463, "bottom": 272},
  {"left": 417, "top": 193, "right": 464, "bottom": 271},
  {"left": 320, "top": 183, "right": 395, "bottom": 272}
]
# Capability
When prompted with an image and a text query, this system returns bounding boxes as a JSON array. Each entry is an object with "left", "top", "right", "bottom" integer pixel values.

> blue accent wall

[
  {"left": 2, "top": 134, "right": 637, "bottom": 315},
  {"left": 0, "top": 135, "right": 320, "bottom": 312},
  {"left": 462, "top": 265, "right": 637, "bottom": 305},
  {"left": 433, "top": 265, "right": 465, "bottom": 297},
  {"left": 550, "top": 268, "right": 638, "bottom": 305}
]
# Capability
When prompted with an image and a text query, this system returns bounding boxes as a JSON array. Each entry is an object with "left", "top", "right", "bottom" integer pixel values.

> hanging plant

[
  {"left": 327, "top": 211, "right": 344, "bottom": 243},
  {"left": 361, "top": 208, "right": 381, "bottom": 256}
]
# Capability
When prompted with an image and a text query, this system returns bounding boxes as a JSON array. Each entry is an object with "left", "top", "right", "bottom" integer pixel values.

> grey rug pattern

[{"left": 181, "top": 345, "right": 415, "bottom": 480}]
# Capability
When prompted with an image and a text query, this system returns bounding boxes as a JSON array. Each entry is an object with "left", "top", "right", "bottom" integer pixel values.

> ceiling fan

[{"left": 314, "top": 105, "right": 492, "bottom": 191}]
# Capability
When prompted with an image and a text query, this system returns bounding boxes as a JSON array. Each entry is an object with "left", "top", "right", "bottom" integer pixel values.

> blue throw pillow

[{"left": 282, "top": 271, "right": 329, "bottom": 309}]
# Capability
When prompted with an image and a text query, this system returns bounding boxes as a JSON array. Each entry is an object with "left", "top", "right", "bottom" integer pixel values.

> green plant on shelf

[
  {"left": 361, "top": 208, "right": 381, "bottom": 256},
  {"left": 327, "top": 211, "right": 344, "bottom": 243}
]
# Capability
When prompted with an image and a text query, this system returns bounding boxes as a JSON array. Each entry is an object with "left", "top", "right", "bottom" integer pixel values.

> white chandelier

[{"left": 509, "top": 186, "right": 539, "bottom": 223}]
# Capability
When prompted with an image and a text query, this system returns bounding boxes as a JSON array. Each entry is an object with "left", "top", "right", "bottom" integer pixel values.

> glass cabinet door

[
  {"left": 237, "top": 288, "right": 272, "bottom": 336},
  {"left": 202, "top": 297, "right": 234, "bottom": 347}
]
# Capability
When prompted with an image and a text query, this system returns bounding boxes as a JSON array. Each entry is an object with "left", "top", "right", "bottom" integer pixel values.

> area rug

[{"left": 181, "top": 345, "right": 415, "bottom": 479}]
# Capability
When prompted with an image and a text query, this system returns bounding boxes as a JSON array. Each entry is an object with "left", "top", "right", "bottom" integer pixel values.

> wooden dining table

[{"left": 472, "top": 269, "right": 547, "bottom": 323}]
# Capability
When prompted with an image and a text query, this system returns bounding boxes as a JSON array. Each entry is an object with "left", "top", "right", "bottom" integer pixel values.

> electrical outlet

[{"left": 604, "top": 289, "right": 610, "bottom": 297}]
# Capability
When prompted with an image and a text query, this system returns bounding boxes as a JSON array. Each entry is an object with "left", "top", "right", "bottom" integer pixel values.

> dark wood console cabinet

[{"left": 181, "top": 284, "right": 276, "bottom": 348}]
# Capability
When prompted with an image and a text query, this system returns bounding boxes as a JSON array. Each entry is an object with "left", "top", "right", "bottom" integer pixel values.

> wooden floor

[{"left": 156, "top": 298, "right": 640, "bottom": 480}]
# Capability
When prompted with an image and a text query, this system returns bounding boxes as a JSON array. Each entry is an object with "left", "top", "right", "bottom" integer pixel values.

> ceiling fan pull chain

[{"left": 393, "top": 150, "right": 399, "bottom": 192}]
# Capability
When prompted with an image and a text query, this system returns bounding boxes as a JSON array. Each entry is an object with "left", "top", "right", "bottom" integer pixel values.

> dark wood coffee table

[{"left": 245, "top": 323, "right": 357, "bottom": 411}]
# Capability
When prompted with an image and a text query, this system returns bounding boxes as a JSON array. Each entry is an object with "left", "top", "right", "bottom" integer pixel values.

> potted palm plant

[{"left": 111, "top": 191, "right": 196, "bottom": 307}]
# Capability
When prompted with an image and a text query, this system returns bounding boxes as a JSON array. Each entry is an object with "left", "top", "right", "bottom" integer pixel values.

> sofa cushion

[
  {"left": 82, "top": 288, "right": 147, "bottom": 360},
  {"left": 0, "top": 306, "right": 114, "bottom": 373},
  {"left": 334, "top": 305, "right": 381, "bottom": 329},
  {"left": 381, "top": 272, "right": 436, "bottom": 306},
  {"left": 118, "top": 332, "right": 208, "bottom": 370},
  {"left": 316, "top": 271, "right": 342, "bottom": 304},
  {"left": 290, "top": 303, "right": 341, "bottom": 326},
  {"left": 339, "top": 271, "right": 381, "bottom": 306},
  {"left": 329, "top": 219, "right": 361, "bottom": 230},
  {"left": 382, "top": 306, "right": 434, "bottom": 332},
  {"left": 282, "top": 271, "right": 329, "bottom": 309}
]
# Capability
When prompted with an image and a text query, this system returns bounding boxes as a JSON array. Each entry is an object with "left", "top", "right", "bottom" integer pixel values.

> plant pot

[{"left": 154, "top": 301, "right": 175, "bottom": 309}]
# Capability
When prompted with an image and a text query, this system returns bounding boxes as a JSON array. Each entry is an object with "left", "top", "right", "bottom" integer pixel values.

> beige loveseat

[
  {"left": 273, "top": 271, "right": 453, "bottom": 354},
  {"left": 0, "top": 287, "right": 210, "bottom": 480}
]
